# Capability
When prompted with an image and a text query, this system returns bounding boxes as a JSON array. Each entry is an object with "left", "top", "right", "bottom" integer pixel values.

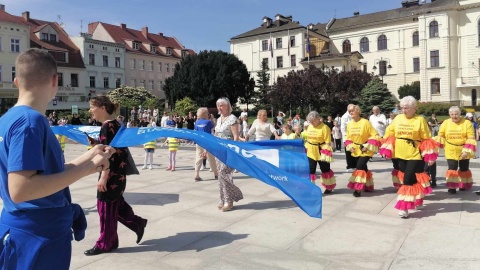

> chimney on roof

[
  {"left": 275, "top": 14, "right": 285, "bottom": 27},
  {"left": 158, "top": 32, "right": 163, "bottom": 36},
  {"left": 402, "top": 0, "right": 419, "bottom": 8},
  {"left": 142, "top": 27, "right": 148, "bottom": 38},
  {"left": 262, "top": 16, "right": 272, "bottom": 28},
  {"left": 353, "top": 11, "right": 360, "bottom": 16},
  {"left": 22, "top": 11, "right": 30, "bottom": 21},
  {"left": 120, "top": 23, "right": 126, "bottom": 30},
  {"left": 0, "top": 4, "right": 5, "bottom": 11}
]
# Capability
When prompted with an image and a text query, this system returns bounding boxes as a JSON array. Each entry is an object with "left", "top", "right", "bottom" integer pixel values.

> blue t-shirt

[
  {"left": 194, "top": 119, "right": 214, "bottom": 134},
  {"left": 0, "top": 106, "right": 69, "bottom": 212},
  {"left": 166, "top": 119, "right": 176, "bottom": 127}
]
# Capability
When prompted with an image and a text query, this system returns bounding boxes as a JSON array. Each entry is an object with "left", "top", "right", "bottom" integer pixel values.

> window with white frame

[
  {"left": 41, "top": 33, "right": 48, "bottom": 41},
  {"left": 290, "top": 55, "right": 296, "bottom": 67},
  {"left": 150, "top": 45, "right": 156, "bottom": 53},
  {"left": 88, "top": 44, "right": 94, "bottom": 49},
  {"left": 262, "top": 40, "right": 268, "bottom": 51},
  {"left": 290, "top": 36, "right": 295, "bottom": 47},
  {"left": 276, "top": 56, "right": 283, "bottom": 68},
  {"left": 412, "top": 31, "right": 419, "bottom": 46},
  {"left": 10, "top": 38, "right": 20, "bottom": 52},
  {"left": 342, "top": 40, "right": 351, "bottom": 53},
  {"left": 130, "top": 59, "right": 136, "bottom": 69},
  {"left": 58, "top": 72, "right": 63, "bottom": 86},
  {"left": 158, "top": 80, "right": 163, "bottom": 90},
  {"left": 429, "top": 21, "right": 439, "bottom": 38},
  {"left": 115, "top": 48, "right": 120, "bottom": 52},
  {"left": 116, "top": 78, "right": 121, "bottom": 88},
  {"left": 49, "top": 34, "right": 56, "bottom": 42},
  {"left": 276, "top": 37, "right": 282, "bottom": 49},
  {"left": 166, "top": 63, "right": 170, "bottom": 72},
  {"left": 89, "top": 76, "right": 95, "bottom": 87},
  {"left": 148, "top": 80, "right": 154, "bottom": 90},
  {"left": 149, "top": 61, "right": 153, "bottom": 71},
  {"left": 103, "top": 77, "right": 109, "bottom": 88},
  {"left": 71, "top": 74, "right": 78, "bottom": 87},
  {"left": 360, "top": 37, "right": 369, "bottom": 52},
  {"left": 140, "top": 80, "right": 145, "bottom": 88},
  {"left": 166, "top": 48, "right": 172, "bottom": 55},
  {"left": 158, "top": 62, "right": 162, "bottom": 72},
  {"left": 431, "top": 78, "right": 440, "bottom": 94},
  {"left": 133, "top": 42, "right": 140, "bottom": 50},
  {"left": 377, "top": 35, "right": 387, "bottom": 51},
  {"left": 413, "top": 57, "right": 420, "bottom": 72},
  {"left": 11, "top": 67, "right": 15, "bottom": 81},
  {"left": 103, "top": 55, "right": 108, "bottom": 67},
  {"left": 140, "top": 60, "right": 145, "bottom": 70},
  {"left": 89, "top": 53, "right": 95, "bottom": 65},
  {"left": 262, "top": 58, "right": 269, "bottom": 69},
  {"left": 103, "top": 46, "right": 107, "bottom": 51},
  {"left": 430, "top": 50, "right": 439, "bottom": 67},
  {"left": 115, "top": 57, "right": 121, "bottom": 68}
]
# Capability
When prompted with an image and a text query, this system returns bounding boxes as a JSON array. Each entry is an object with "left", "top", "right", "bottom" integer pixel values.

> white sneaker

[
  {"left": 149, "top": 166, "right": 153, "bottom": 170},
  {"left": 398, "top": 210, "right": 409, "bottom": 218},
  {"left": 142, "top": 165, "right": 147, "bottom": 170},
  {"left": 346, "top": 169, "right": 352, "bottom": 173},
  {"left": 209, "top": 168, "right": 213, "bottom": 172},
  {"left": 416, "top": 205, "right": 425, "bottom": 210},
  {"left": 200, "top": 166, "right": 205, "bottom": 171}
]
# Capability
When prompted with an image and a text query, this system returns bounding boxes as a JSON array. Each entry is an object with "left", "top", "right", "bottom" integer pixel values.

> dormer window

[
  {"left": 166, "top": 47, "right": 172, "bottom": 55},
  {"left": 132, "top": 42, "right": 140, "bottom": 50},
  {"left": 49, "top": 34, "right": 56, "bottom": 42},
  {"left": 150, "top": 45, "right": 156, "bottom": 53},
  {"left": 41, "top": 33, "right": 48, "bottom": 41},
  {"left": 181, "top": 50, "right": 187, "bottom": 58}
]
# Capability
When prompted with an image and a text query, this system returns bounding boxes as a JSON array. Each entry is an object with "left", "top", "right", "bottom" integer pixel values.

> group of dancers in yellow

[{"left": 301, "top": 96, "right": 476, "bottom": 218}]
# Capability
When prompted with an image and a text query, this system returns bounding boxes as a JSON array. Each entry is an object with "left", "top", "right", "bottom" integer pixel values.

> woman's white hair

[
  {"left": 306, "top": 111, "right": 321, "bottom": 123},
  {"left": 448, "top": 106, "right": 461, "bottom": 114},
  {"left": 400, "top": 96, "right": 417, "bottom": 108},
  {"left": 216, "top": 97, "right": 233, "bottom": 114}
]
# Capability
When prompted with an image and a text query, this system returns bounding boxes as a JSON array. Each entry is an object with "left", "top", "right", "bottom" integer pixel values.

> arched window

[
  {"left": 429, "top": 21, "right": 439, "bottom": 38},
  {"left": 412, "top": 31, "right": 419, "bottom": 46},
  {"left": 342, "top": 40, "right": 351, "bottom": 53},
  {"left": 377, "top": 34, "right": 387, "bottom": 50},
  {"left": 360, "top": 37, "right": 369, "bottom": 52}
]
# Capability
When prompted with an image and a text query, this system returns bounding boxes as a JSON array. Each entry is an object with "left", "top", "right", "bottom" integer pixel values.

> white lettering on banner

[
  {"left": 226, "top": 143, "right": 280, "bottom": 167},
  {"left": 270, "top": 175, "right": 288, "bottom": 181}
]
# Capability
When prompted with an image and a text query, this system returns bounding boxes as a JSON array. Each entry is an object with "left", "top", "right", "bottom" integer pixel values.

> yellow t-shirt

[
  {"left": 439, "top": 118, "right": 475, "bottom": 160},
  {"left": 304, "top": 123, "right": 331, "bottom": 160},
  {"left": 281, "top": 133, "right": 296, "bottom": 140},
  {"left": 346, "top": 118, "right": 378, "bottom": 157},
  {"left": 384, "top": 114, "right": 431, "bottom": 160}
]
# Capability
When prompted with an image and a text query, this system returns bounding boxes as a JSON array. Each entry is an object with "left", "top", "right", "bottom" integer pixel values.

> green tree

[
  {"left": 253, "top": 61, "right": 271, "bottom": 110},
  {"left": 174, "top": 97, "right": 197, "bottom": 116},
  {"left": 398, "top": 81, "right": 420, "bottom": 100},
  {"left": 107, "top": 85, "right": 157, "bottom": 109},
  {"left": 239, "top": 77, "right": 256, "bottom": 111},
  {"left": 358, "top": 77, "right": 396, "bottom": 114},
  {"left": 164, "top": 50, "right": 251, "bottom": 109}
]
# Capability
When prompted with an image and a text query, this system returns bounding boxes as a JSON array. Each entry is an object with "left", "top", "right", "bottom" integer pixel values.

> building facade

[
  {"left": 71, "top": 34, "right": 126, "bottom": 101},
  {"left": 88, "top": 22, "right": 193, "bottom": 106},
  {"left": 231, "top": 0, "right": 480, "bottom": 105},
  {"left": 0, "top": 5, "right": 30, "bottom": 104}
]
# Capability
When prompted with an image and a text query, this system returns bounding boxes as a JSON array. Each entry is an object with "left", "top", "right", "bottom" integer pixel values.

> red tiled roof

[
  {"left": 0, "top": 9, "right": 28, "bottom": 25},
  {"left": 89, "top": 22, "right": 192, "bottom": 58},
  {"left": 13, "top": 14, "right": 85, "bottom": 69}
]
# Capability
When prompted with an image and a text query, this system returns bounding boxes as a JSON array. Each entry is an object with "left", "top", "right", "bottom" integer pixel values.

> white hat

[{"left": 466, "top": 112, "right": 474, "bottom": 118}]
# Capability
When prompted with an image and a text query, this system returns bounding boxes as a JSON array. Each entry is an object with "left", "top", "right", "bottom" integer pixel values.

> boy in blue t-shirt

[{"left": 0, "top": 48, "right": 114, "bottom": 269}]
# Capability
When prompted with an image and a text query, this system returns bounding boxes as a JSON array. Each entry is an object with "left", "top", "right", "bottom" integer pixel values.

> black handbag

[{"left": 124, "top": 148, "right": 139, "bottom": 175}]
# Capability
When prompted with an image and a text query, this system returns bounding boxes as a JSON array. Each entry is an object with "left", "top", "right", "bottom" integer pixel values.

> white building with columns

[{"left": 231, "top": 0, "right": 480, "bottom": 106}]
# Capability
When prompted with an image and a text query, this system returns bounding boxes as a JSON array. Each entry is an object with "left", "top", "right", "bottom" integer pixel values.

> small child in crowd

[
  {"left": 280, "top": 124, "right": 296, "bottom": 139},
  {"left": 332, "top": 120, "right": 342, "bottom": 152},
  {"left": 142, "top": 139, "right": 156, "bottom": 170},
  {"left": 162, "top": 137, "right": 179, "bottom": 171}
]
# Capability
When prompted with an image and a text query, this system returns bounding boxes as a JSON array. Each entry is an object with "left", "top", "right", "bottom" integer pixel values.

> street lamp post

[{"left": 372, "top": 57, "right": 392, "bottom": 83}]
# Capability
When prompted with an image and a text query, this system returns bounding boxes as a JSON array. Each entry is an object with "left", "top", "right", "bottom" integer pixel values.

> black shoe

[
  {"left": 84, "top": 246, "right": 106, "bottom": 256},
  {"left": 459, "top": 188, "right": 466, "bottom": 191},
  {"left": 136, "top": 220, "right": 147, "bottom": 244},
  {"left": 353, "top": 191, "right": 361, "bottom": 197},
  {"left": 324, "top": 189, "right": 333, "bottom": 194},
  {"left": 430, "top": 180, "right": 437, "bottom": 188},
  {"left": 448, "top": 189, "right": 456, "bottom": 194}
]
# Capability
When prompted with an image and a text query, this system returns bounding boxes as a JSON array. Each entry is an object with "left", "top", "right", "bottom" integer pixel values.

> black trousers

[
  {"left": 352, "top": 156, "right": 370, "bottom": 172},
  {"left": 392, "top": 158, "right": 399, "bottom": 170},
  {"left": 345, "top": 150, "right": 356, "bottom": 169},
  {"left": 424, "top": 161, "right": 437, "bottom": 181},
  {"left": 334, "top": 139, "right": 341, "bottom": 151},
  {"left": 446, "top": 159, "right": 469, "bottom": 171},
  {"left": 308, "top": 157, "right": 331, "bottom": 175},
  {"left": 398, "top": 159, "right": 425, "bottom": 186}
]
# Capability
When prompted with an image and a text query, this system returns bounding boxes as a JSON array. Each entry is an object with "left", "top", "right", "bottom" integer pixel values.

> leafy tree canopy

[
  {"left": 398, "top": 81, "right": 420, "bottom": 100},
  {"left": 164, "top": 50, "right": 252, "bottom": 109},
  {"left": 174, "top": 97, "right": 197, "bottom": 116},
  {"left": 107, "top": 85, "right": 158, "bottom": 109}
]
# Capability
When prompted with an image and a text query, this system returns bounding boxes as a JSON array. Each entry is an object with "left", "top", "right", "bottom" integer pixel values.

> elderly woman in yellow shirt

[
  {"left": 303, "top": 111, "right": 336, "bottom": 194},
  {"left": 344, "top": 105, "right": 381, "bottom": 197},
  {"left": 381, "top": 96, "right": 438, "bottom": 218},
  {"left": 437, "top": 106, "right": 476, "bottom": 194}
]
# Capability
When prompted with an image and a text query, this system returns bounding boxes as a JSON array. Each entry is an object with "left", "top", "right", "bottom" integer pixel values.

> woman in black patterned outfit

[
  {"left": 84, "top": 96, "right": 147, "bottom": 256},
  {"left": 214, "top": 98, "right": 243, "bottom": 211}
]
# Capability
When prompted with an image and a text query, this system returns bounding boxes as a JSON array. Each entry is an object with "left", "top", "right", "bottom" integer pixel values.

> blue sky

[{"left": 3, "top": 0, "right": 401, "bottom": 52}]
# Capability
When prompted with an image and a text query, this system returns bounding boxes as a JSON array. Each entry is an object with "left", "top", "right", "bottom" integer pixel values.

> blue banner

[{"left": 51, "top": 125, "right": 322, "bottom": 218}]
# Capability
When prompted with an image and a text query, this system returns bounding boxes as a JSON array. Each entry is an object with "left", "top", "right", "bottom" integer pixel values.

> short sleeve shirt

[
  {"left": 0, "top": 106, "right": 69, "bottom": 212},
  {"left": 215, "top": 114, "right": 237, "bottom": 140}
]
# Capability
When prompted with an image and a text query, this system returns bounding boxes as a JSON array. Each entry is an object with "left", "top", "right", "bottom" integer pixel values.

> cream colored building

[
  {"left": 231, "top": 0, "right": 480, "bottom": 105},
  {"left": 88, "top": 22, "right": 193, "bottom": 105},
  {"left": 0, "top": 5, "right": 30, "bottom": 100}
]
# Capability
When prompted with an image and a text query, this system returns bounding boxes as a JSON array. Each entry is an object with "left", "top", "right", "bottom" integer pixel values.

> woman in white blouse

[{"left": 242, "top": 110, "right": 279, "bottom": 141}]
